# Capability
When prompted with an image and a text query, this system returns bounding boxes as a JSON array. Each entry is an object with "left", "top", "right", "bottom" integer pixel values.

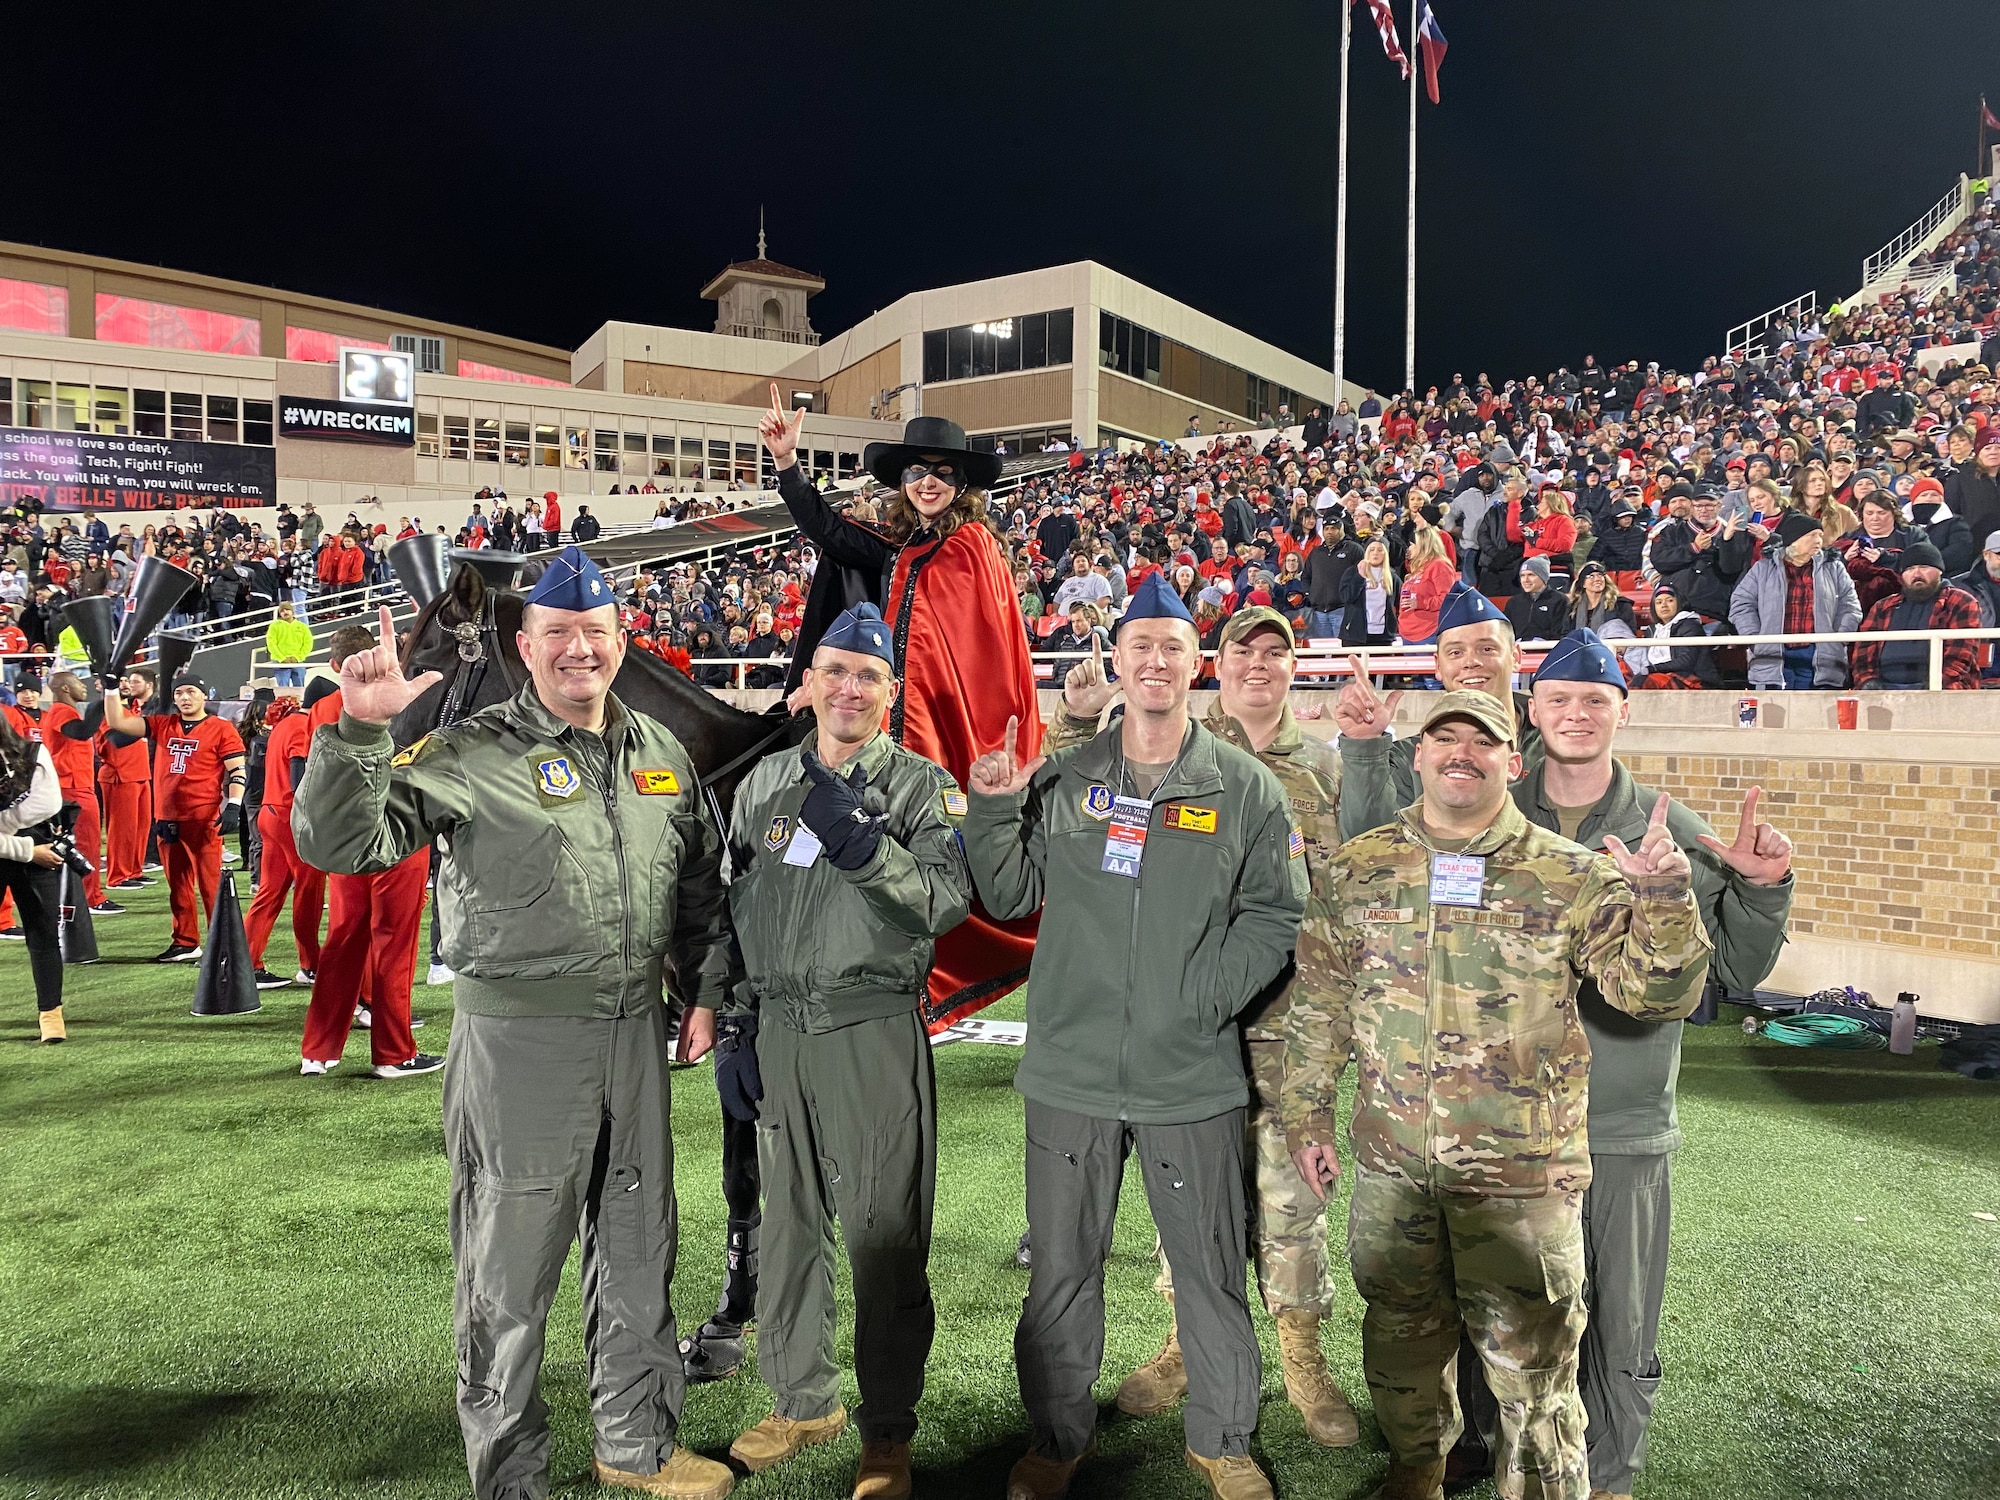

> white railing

[
  {"left": 1861, "top": 180, "right": 1969, "bottom": 289},
  {"left": 1879, "top": 261, "right": 1958, "bottom": 308},
  {"left": 1725, "top": 290, "right": 1818, "bottom": 361}
]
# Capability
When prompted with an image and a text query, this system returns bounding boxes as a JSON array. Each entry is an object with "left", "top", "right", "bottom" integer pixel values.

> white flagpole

[
  {"left": 1404, "top": 0, "right": 1418, "bottom": 395},
  {"left": 1334, "top": 0, "right": 1353, "bottom": 401}
]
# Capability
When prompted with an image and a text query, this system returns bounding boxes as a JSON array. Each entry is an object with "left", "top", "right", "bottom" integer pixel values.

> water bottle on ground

[{"left": 1889, "top": 992, "right": 1918, "bottom": 1056}]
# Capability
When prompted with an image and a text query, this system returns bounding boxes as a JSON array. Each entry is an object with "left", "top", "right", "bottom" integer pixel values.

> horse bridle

[{"left": 434, "top": 596, "right": 523, "bottom": 729}]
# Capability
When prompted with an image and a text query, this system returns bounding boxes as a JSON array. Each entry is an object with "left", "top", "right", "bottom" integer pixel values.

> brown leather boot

[
  {"left": 1274, "top": 1308, "right": 1361, "bottom": 1446},
  {"left": 727, "top": 1406, "right": 847, "bottom": 1472},
  {"left": 591, "top": 1446, "right": 735, "bottom": 1499},
  {"left": 1184, "top": 1448, "right": 1275, "bottom": 1499},
  {"left": 1589, "top": 1491, "right": 1635, "bottom": 1500},
  {"left": 1369, "top": 1456, "right": 1446, "bottom": 1500},
  {"left": 1114, "top": 1318, "right": 1186, "bottom": 1416},
  {"left": 39, "top": 1006, "right": 66, "bottom": 1043},
  {"left": 852, "top": 1439, "right": 911, "bottom": 1498},
  {"left": 1004, "top": 1438, "right": 1095, "bottom": 1500}
]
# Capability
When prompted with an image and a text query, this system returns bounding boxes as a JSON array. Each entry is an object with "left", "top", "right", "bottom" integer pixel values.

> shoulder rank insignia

[{"left": 392, "top": 732, "right": 434, "bottom": 769}]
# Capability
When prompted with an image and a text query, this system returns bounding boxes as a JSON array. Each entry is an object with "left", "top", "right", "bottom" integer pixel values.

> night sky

[{"left": 13, "top": 2, "right": 2000, "bottom": 392}]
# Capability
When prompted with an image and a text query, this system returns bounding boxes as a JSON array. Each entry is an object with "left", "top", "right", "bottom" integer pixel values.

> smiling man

[
  {"left": 1281, "top": 689, "right": 1712, "bottom": 1500},
  {"left": 964, "top": 572, "right": 1307, "bottom": 1500},
  {"left": 1044, "top": 605, "right": 1357, "bottom": 1448},
  {"left": 1334, "top": 582, "right": 1544, "bottom": 839},
  {"left": 716, "top": 602, "right": 972, "bottom": 1500},
  {"left": 293, "top": 546, "right": 737, "bottom": 1500}
]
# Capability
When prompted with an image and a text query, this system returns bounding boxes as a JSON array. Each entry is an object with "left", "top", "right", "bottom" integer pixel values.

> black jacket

[
  {"left": 1474, "top": 497, "right": 1524, "bottom": 595},
  {"left": 1952, "top": 561, "right": 2000, "bottom": 626},
  {"left": 1302, "top": 535, "right": 1363, "bottom": 609},
  {"left": 1945, "top": 465, "right": 2000, "bottom": 550},
  {"left": 1503, "top": 586, "right": 1572, "bottom": 642},
  {"left": 1647, "top": 518, "right": 1753, "bottom": 621},
  {"left": 1638, "top": 612, "right": 1722, "bottom": 687},
  {"left": 1907, "top": 501, "right": 1977, "bottom": 576},
  {"left": 1337, "top": 565, "right": 1399, "bottom": 644},
  {"left": 1591, "top": 503, "right": 1648, "bottom": 571}
]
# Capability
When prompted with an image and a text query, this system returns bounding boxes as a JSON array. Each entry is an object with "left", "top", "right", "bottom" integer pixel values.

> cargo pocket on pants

[{"left": 601, "top": 1164, "right": 648, "bottom": 1270}]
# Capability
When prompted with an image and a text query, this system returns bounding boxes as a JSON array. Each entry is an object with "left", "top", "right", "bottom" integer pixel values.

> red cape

[{"left": 886, "top": 521, "right": 1043, "bottom": 1030}]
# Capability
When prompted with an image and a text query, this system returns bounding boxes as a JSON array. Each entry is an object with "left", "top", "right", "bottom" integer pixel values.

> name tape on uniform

[
  {"left": 631, "top": 768, "right": 681, "bottom": 795},
  {"left": 1164, "top": 804, "right": 1218, "bottom": 834}
]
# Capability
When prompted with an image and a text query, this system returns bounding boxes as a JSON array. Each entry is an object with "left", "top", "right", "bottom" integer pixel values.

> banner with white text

[{"left": 0, "top": 426, "right": 277, "bottom": 513}]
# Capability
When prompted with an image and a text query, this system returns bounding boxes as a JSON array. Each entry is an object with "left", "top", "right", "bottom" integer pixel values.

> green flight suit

[
  {"left": 1043, "top": 697, "right": 1344, "bottom": 1317},
  {"left": 722, "top": 729, "right": 972, "bottom": 1444},
  {"left": 293, "top": 684, "right": 730, "bottom": 1500},
  {"left": 1281, "top": 798, "right": 1711, "bottom": 1500},
  {"left": 963, "top": 716, "right": 1307, "bottom": 1462}
]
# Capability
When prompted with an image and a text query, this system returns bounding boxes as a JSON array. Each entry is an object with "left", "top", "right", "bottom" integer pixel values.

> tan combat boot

[
  {"left": 39, "top": 1006, "right": 66, "bottom": 1043},
  {"left": 728, "top": 1406, "right": 847, "bottom": 1472},
  {"left": 1114, "top": 1314, "right": 1187, "bottom": 1416},
  {"left": 852, "top": 1439, "right": 911, "bottom": 1498},
  {"left": 1590, "top": 1492, "right": 1635, "bottom": 1500},
  {"left": 591, "top": 1446, "right": 734, "bottom": 1500},
  {"left": 1368, "top": 1456, "right": 1446, "bottom": 1500},
  {"left": 1274, "top": 1308, "right": 1361, "bottom": 1446},
  {"left": 1004, "top": 1438, "right": 1095, "bottom": 1500},
  {"left": 1185, "top": 1448, "right": 1275, "bottom": 1500}
]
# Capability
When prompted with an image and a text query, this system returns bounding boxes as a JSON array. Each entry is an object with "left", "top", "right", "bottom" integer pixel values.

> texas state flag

[{"left": 1417, "top": 4, "right": 1448, "bottom": 104}]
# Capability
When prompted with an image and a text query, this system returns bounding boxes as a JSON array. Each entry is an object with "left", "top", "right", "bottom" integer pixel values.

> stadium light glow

[{"left": 970, "top": 319, "right": 1014, "bottom": 338}]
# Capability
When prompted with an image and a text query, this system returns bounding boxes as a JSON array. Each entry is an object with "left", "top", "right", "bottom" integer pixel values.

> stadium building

[{"left": 0, "top": 237, "right": 1365, "bottom": 529}]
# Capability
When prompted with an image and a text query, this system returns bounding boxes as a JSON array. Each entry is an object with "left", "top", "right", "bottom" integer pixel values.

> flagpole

[
  {"left": 1333, "top": 0, "right": 1353, "bottom": 402},
  {"left": 1403, "top": 0, "right": 1418, "bottom": 394}
]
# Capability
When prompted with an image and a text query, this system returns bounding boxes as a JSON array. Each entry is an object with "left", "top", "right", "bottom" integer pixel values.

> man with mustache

[
  {"left": 1332, "top": 582, "right": 1544, "bottom": 839},
  {"left": 1281, "top": 690, "right": 1711, "bottom": 1500}
]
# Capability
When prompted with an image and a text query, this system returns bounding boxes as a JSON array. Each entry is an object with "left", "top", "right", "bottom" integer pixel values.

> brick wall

[{"left": 1624, "top": 755, "right": 2000, "bottom": 963}]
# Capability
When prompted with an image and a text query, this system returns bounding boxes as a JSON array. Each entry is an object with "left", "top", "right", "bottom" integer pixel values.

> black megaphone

[
  {"left": 389, "top": 533, "right": 453, "bottom": 610},
  {"left": 107, "top": 557, "right": 200, "bottom": 677},
  {"left": 191, "top": 874, "right": 260, "bottom": 1017},
  {"left": 152, "top": 631, "right": 199, "bottom": 690},
  {"left": 58, "top": 595, "right": 123, "bottom": 736},
  {"left": 450, "top": 548, "right": 526, "bottom": 592}
]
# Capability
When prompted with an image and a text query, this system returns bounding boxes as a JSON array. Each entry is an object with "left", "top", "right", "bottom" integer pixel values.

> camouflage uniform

[
  {"left": 1281, "top": 797, "right": 1711, "bottom": 1500},
  {"left": 1044, "top": 695, "right": 1342, "bottom": 1316}
]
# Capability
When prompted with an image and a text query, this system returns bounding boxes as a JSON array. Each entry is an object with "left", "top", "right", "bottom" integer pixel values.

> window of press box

[
  {"left": 565, "top": 427, "right": 587, "bottom": 468},
  {"left": 134, "top": 389, "right": 167, "bottom": 437},
  {"left": 93, "top": 388, "right": 132, "bottom": 435},
  {"left": 417, "top": 413, "right": 440, "bottom": 456},
  {"left": 0, "top": 376, "right": 10, "bottom": 423},
  {"left": 17, "top": 379, "right": 52, "bottom": 428},
  {"left": 207, "top": 394, "right": 239, "bottom": 443},
  {"left": 243, "top": 400, "right": 273, "bottom": 445},
  {"left": 536, "top": 423, "right": 560, "bottom": 466},
  {"left": 56, "top": 384, "right": 90, "bottom": 431},
  {"left": 593, "top": 429, "right": 617, "bottom": 471},
  {"left": 474, "top": 416, "right": 500, "bottom": 462},
  {"left": 170, "top": 392, "right": 202, "bottom": 441},
  {"left": 446, "top": 415, "right": 470, "bottom": 460},
  {"left": 504, "top": 421, "right": 530, "bottom": 466},
  {"left": 922, "top": 309, "right": 1072, "bottom": 384}
]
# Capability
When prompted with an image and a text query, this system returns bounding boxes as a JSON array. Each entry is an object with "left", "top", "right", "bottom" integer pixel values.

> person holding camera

[{"left": 0, "top": 706, "right": 68, "bottom": 1041}]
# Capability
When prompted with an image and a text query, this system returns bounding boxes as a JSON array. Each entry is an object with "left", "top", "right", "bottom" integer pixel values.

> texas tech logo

[{"left": 167, "top": 736, "right": 199, "bottom": 774}]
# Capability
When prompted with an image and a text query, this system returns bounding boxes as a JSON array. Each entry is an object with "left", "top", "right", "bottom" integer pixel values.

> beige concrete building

[{"left": 0, "top": 238, "right": 1367, "bottom": 530}]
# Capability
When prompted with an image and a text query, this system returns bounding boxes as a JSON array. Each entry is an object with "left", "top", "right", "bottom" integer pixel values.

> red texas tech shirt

[{"left": 148, "top": 712, "right": 245, "bottom": 820}]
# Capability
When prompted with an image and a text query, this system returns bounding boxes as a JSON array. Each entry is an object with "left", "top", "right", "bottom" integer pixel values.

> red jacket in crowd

[{"left": 317, "top": 540, "right": 365, "bottom": 586}]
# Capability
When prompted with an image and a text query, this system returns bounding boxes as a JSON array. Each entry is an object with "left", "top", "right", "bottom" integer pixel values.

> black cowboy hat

[{"left": 863, "top": 415, "right": 1003, "bottom": 492}]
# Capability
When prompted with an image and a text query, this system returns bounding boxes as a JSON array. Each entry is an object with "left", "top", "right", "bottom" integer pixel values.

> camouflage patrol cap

[
  {"left": 1216, "top": 605, "right": 1295, "bottom": 650},
  {"left": 1419, "top": 689, "right": 1517, "bottom": 745}
]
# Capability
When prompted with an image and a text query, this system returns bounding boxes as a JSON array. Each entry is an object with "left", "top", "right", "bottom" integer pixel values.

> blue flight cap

[
  {"left": 1436, "top": 581, "right": 1509, "bottom": 638},
  {"left": 522, "top": 545, "right": 614, "bottom": 612},
  {"left": 819, "top": 602, "right": 894, "bottom": 665},
  {"left": 1117, "top": 569, "right": 1196, "bottom": 632},
  {"left": 1534, "top": 627, "right": 1628, "bottom": 695}
]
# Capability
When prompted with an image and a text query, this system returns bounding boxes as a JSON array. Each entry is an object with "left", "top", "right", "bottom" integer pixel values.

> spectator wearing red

[
  {"left": 1397, "top": 524, "right": 1458, "bottom": 643},
  {"left": 104, "top": 670, "right": 246, "bottom": 962},
  {"left": 297, "top": 630, "right": 430, "bottom": 1075},
  {"left": 243, "top": 695, "right": 324, "bottom": 986},
  {"left": 1850, "top": 541, "right": 1984, "bottom": 690},
  {"left": 1523, "top": 486, "right": 1577, "bottom": 565}
]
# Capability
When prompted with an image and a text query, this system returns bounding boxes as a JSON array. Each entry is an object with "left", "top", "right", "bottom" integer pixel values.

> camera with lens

[{"left": 43, "top": 802, "right": 95, "bottom": 880}]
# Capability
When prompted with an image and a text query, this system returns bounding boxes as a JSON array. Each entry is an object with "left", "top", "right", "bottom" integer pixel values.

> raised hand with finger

[
  {"left": 757, "top": 379, "right": 805, "bottom": 468},
  {"left": 1062, "top": 632, "right": 1116, "bottom": 721},
  {"left": 1696, "top": 785, "right": 1793, "bottom": 886},
  {"left": 968, "top": 714, "right": 1048, "bottom": 797},
  {"left": 341, "top": 604, "right": 445, "bottom": 727},
  {"left": 1333, "top": 656, "right": 1400, "bottom": 741},
  {"left": 1602, "top": 792, "right": 1691, "bottom": 887}
]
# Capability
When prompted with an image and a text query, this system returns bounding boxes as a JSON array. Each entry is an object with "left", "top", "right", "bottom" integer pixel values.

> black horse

[{"left": 393, "top": 560, "right": 800, "bottom": 1379}]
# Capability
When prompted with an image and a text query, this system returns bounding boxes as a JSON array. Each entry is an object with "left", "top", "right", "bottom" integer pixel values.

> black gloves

[
  {"left": 799, "top": 749, "right": 885, "bottom": 872},
  {"left": 217, "top": 803, "right": 242, "bottom": 835},
  {"left": 714, "top": 1014, "right": 763, "bottom": 1122},
  {"left": 153, "top": 819, "right": 180, "bottom": 844}
]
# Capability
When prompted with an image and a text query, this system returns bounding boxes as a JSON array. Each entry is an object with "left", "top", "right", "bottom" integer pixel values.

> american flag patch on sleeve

[{"left": 1289, "top": 828, "right": 1306, "bottom": 859}]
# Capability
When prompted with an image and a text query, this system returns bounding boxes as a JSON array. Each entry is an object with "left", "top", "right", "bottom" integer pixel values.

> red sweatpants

[
  {"left": 103, "top": 781, "right": 151, "bottom": 886},
  {"left": 245, "top": 806, "right": 325, "bottom": 971},
  {"left": 66, "top": 784, "right": 103, "bottom": 907},
  {"left": 163, "top": 816, "right": 224, "bottom": 949},
  {"left": 301, "top": 849, "right": 428, "bottom": 1066}
]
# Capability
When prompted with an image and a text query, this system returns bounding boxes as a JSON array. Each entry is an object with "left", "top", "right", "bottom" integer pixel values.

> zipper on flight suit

[{"left": 591, "top": 734, "right": 630, "bottom": 1012}]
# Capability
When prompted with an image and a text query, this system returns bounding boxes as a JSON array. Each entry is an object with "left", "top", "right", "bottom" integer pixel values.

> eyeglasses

[
  {"left": 814, "top": 664, "right": 893, "bottom": 691},
  {"left": 901, "top": 460, "right": 960, "bottom": 486}
]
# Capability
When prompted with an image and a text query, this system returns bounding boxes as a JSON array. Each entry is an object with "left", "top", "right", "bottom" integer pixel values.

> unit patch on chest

[
  {"left": 764, "top": 814, "right": 792, "bottom": 851},
  {"left": 534, "top": 754, "right": 582, "bottom": 805},
  {"left": 1080, "top": 783, "right": 1116, "bottom": 819}
]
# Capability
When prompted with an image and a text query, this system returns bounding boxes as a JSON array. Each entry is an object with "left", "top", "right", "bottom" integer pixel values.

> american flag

[
  {"left": 1985, "top": 95, "right": 2000, "bottom": 134},
  {"left": 1417, "top": 4, "right": 1449, "bottom": 104},
  {"left": 1355, "top": 0, "right": 1410, "bottom": 80}
]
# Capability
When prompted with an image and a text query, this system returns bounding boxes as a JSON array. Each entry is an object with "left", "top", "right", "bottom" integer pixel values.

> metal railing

[
  {"left": 1862, "top": 180, "right": 1969, "bottom": 289},
  {"left": 714, "top": 324, "right": 820, "bottom": 346},
  {"left": 1724, "top": 290, "right": 1818, "bottom": 361}
]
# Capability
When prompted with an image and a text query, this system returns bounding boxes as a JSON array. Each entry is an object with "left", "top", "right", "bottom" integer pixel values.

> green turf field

[{"left": 3, "top": 875, "right": 1999, "bottom": 1500}]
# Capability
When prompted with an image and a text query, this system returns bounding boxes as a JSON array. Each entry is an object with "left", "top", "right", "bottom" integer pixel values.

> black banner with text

[{"left": 0, "top": 426, "right": 277, "bottom": 513}]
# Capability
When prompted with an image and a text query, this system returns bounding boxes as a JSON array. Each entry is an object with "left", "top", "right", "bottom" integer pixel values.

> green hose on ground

[{"left": 1755, "top": 1014, "right": 1888, "bottom": 1050}]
